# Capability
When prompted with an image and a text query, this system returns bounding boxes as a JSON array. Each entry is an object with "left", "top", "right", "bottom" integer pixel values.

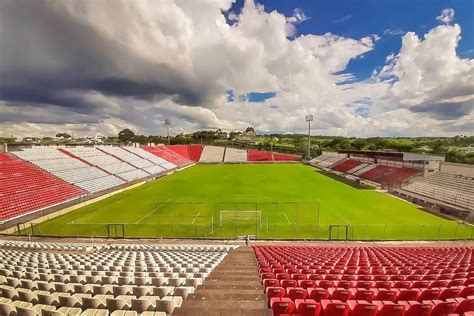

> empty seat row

[
  {"left": 0, "top": 241, "right": 235, "bottom": 315},
  {"left": 268, "top": 297, "right": 473, "bottom": 316},
  {"left": 254, "top": 246, "right": 474, "bottom": 316}
]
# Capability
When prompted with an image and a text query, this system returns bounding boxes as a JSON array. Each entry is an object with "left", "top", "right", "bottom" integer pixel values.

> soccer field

[{"left": 26, "top": 164, "right": 472, "bottom": 240}]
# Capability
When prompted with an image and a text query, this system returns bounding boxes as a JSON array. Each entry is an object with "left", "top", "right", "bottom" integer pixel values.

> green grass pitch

[{"left": 28, "top": 164, "right": 472, "bottom": 240}]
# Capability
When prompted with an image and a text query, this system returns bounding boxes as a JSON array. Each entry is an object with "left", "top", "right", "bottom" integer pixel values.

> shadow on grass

[{"left": 316, "top": 170, "right": 369, "bottom": 190}]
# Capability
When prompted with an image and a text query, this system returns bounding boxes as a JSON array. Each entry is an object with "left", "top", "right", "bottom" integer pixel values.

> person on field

[{"left": 245, "top": 235, "right": 250, "bottom": 246}]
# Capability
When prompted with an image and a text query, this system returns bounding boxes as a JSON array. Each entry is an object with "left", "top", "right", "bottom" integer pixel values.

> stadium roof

[{"left": 402, "top": 152, "right": 445, "bottom": 162}]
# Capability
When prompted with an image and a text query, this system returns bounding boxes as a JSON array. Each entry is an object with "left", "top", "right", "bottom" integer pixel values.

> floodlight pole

[
  {"left": 305, "top": 115, "right": 314, "bottom": 159},
  {"left": 164, "top": 119, "right": 171, "bottom": 145}
]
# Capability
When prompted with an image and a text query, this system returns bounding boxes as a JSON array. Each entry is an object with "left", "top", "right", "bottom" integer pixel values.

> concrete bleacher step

[{"left": 174, "top": 246, "right": 272, "bottom": 316}]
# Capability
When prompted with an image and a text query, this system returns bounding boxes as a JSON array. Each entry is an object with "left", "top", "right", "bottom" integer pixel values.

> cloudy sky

[{"left": 0, "top": 0, "right": 473, "bottom": 138}]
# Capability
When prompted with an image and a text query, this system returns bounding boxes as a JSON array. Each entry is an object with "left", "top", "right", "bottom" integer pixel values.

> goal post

[{"left": 219, "top": 210, "right": 262, "bottom": 226}]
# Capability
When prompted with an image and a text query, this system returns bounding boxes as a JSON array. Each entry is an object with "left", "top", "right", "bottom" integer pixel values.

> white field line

[
  {"left": 283, "top": 212, "right": 292, "bottom": 225},
  {"left": 191, "top": 213, "right": 201, "bottom": 225},
  {"left": 327, "top": 208, "right": 351, "bottom": 225},
  {"left": 135, "top": 198, "right": 172, "bottom": 224},
  {"left": 315, "top": 198, "right": 351, "bottom": 225}
]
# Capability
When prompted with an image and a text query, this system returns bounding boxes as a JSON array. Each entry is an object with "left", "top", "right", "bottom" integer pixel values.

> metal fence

[{"left": 13, "top": 201, "right": 474, "bottom": 240}]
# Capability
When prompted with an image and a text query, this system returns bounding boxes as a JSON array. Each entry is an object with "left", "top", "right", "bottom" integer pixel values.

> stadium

[
  {"left": 1, "top": 143, "right": 473, "bottom": 315},
  {"left": 1, "top": 0, "right": 474, "bottom": 315}
]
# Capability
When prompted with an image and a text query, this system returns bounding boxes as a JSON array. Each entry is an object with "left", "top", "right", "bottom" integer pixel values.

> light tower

[
  {"left": 305, "top": 114, "right": 313, "bottom": 159},
  {"left": 164, "top": 119, "right": 171, "bottom": 145}
]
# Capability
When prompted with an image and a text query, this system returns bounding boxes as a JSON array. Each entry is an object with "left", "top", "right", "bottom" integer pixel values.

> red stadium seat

[
  {"left": 337, "top": 281, "right": 354, "bottom": 289},
  {"left": 247, "top": 150, "right": 273, "bottom": 161},
  {"left": 329, "top": 288, "right": 351, "bottom": 302},
  {"left": 395, "top": 289, "right": 420, "bottom": 301},
  {"left": 263, "top": 279, "right": 280, "bottom": 289},
  {"left": 0, "top": 152, "right": 85, "bottom": 221},
  {"left": 254, "top": 246, "right": 474, "bottom": 316},
  {"left": 319, "top": 280, "right": 335, "bottom": 289},
  {"left": 460, "top": 286, "right": 474, "bottom": 298},
  {"left": 281, "top": 280, "right": 298, "bottom": 288},
  {"left": 417, "top": 288, "right": 440, "bottom": 301},
  {"left": 372, "top": 301, "right": 405, "bottom": 316},
  {"left": 373, "top": 289, "right": 397, "bottom": 301},
  {"left": 347, "top": 300, "right": 377, "bottom": 316},
  {"left": 299, "top": 280, "right": 317, "bottom": 289},
  {"left": 423, "top": 299, "right": 456, "bottom": 316},
  {"left": 350, "top": 289, "right": 375, "bottom": 301},
  {"left": 276, "top": 273, "right": 291, "bottom": 280},
  {"left": 356, "top": 281, "right": 375, "bottom": 289},
  {"left": 295, "top": 299, "right": 321, "bottom": 316},
  {"left": 398, "top": 301, "right": 431, "bottom": 316},
  {"left": 438, "top": 287, "right": 461, "bottom": 300},
  {"left": 320, "top": 300, "right": 350, "bottom": 316},
  {"left": 261, "top": 272, "right": 274, "bottom": 279},
  {"left": 288, "top": 287, "right": 308, "bottom": 300},
  {"left": 266, "top": 287, "right": 286, "bottom": 305},
  {"left": 270, "top": 297, "right": 295, "bottom": 316},
  {"left": 307, "top": 288, "right": 330, "bottom": 302},
  {"left": 454, "top": 298, "right": 474, "bottom": 314},
  {"left": 393, "top": 281, "right": 411, "bottom": 289}
]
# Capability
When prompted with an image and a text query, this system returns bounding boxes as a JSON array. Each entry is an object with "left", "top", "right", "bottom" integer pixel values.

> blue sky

[{"left": 231, "top": 0, "right": 474, "bottom": 80}]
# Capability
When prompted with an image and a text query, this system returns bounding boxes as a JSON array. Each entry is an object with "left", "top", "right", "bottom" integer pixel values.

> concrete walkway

[{"left": 174, "top": 246, "right": 272, "bottom": 315}]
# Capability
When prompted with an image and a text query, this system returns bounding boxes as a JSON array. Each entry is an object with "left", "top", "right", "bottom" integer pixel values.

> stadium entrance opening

[{"left": 329, "top": 225, "right": 349, "bottom": 241}]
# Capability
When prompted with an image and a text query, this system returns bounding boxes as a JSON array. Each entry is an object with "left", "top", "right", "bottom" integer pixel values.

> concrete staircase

[{"left": 174, "top": 246, "right": 272, "bottom": 316}]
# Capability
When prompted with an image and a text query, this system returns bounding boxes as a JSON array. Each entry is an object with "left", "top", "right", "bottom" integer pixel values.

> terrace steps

[{"left": 174, "top": 246, "right": 272, "bottom": 316}]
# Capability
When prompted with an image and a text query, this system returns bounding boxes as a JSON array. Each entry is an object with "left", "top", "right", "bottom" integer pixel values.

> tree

[
  {"left": 118, "top": 128, "right": 135, "bottom": 143},
  {"left": 351, "top": 139, "right": 367, "bottom": 150},
  {"left": 133, "top": 134, "right": 148, "bottom": 144},
  {"left": 245, "top": 127, "right": 255, "bottom": 133}
]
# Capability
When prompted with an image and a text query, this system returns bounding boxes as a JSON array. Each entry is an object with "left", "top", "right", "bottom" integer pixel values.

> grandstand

[
  {"left": 142, "top": 146, "right": 188, "bottom": 167},
  {"left": 310, "top": 151, "right": 432, "bottom": 187},
  {"left": 164, "top": 145, "right": 192, "bottom": 161},
  {"left": 199, "top": 145, "right": 226, "bottom": 163},
  {"left": 187, "top": 145, "right": 204, "bottom": 162},
  {"left": 0, "top": 239, "right": 237, "bottom": 315},
  {"left": 12, "top": 147, "right": 126, "bottom": 192},
  {"left": 1, "top": 145, "right": 190, "bottom": 224},
  {"left": 61, "top": 147, "right": 149, "bottom": 182},
  {"left": 248, "top": 150, "right": 273, "bottom": 162},
  {"left": 223, "top": 147, "right": 247, "bottom": 162},
  {"left": 0, "top": 152, "right": 85, "bottom": 222},
  {"left": 308, "top": 149, "right": 474, "bottom": 218},
  {"left": 397, "top": 172, "right": 474, "bottom": 212},
  {"left": 0, "top": 239, "right": 473, "bottom": 315},
  {"left": 309, "top": 152, "right": 347, "bottom": 168},
  {"left": 122, "top": 147, "right": 175, "bottom": 171},
  {"left": 255, "top": 245, "right": 474, "bottom": 316}
]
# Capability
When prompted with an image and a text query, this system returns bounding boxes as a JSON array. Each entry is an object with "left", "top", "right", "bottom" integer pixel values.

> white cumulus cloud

[
  {"left": 0, "top": 0, "right": 472, "bottom": 139},
  {"left": 436, "top": 8, "right": 455, "bottom": 25}
]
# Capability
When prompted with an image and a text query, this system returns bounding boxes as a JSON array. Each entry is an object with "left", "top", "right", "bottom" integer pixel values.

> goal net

[{"left": 219, "top": 210, "right": 262, "bottom": 226}]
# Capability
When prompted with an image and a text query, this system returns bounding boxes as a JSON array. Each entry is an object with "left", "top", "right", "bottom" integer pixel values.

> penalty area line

[
  {"left": 328, "top": 208, "right": 351, "bottom": 225},
  {"left": 191, "top": 213, "right": 201, "bottom": 225},
  {"left": 283, "top": 212, "right": 291, "bottom": 225},
  {"left": 135, "top": 198, "right": 172, "bottom": 224}
]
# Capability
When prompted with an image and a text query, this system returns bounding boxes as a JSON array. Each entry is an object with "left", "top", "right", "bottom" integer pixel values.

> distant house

[
  {"left": 459, "top": 146, "right": 474, "bottom": 153},
  {"left": 22, "top": 137, "right": 39, "bottom": 144},
  {"left": 417, "top": 145, "right": 432, "bottom": 152},
  {"left": 243, "top": 129, "right": 256, "bottom": 137},
  {"left": 216, "top": 132, "right": 229, "bottom": 139}
]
